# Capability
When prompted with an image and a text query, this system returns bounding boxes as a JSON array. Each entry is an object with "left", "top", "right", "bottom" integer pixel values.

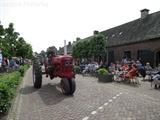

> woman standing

[{"left": 2, "top": 57, "right": 7, "bottom": 73}]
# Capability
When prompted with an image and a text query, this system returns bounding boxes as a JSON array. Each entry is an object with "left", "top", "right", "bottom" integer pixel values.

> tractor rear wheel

[
  {"left": 61, "top": 78, "right": 70, "bottom": 95},
  {"left": 33, "top": 59, "right": 42, "bottom": 88},
  {"left": 68, "top": 77, "right": 76, "bottom": 95}
]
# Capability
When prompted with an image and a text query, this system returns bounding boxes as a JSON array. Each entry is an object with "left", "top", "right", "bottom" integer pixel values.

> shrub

[
  {"left": 74, "top": 65, "right": 80, "bottom": 70},
  {"left": 0, "top": 72, "right": 22, "bottom": 114},
  {"left": 0, "top": 83, "right": 11, "bottom": 113},
  {"left": 97, "top": 68, "right": 110, "bottom": 75},
  {"left": 0, "top": 65, "right": 28, "bottom": 114}
]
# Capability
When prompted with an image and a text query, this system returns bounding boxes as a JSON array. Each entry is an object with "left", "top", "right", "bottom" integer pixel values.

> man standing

[
  {"left": 5, "top": 56, "right": 10, "bottom": 72},
  {"left": 9, "top": 57, "right": 18, "bottom": 72}
]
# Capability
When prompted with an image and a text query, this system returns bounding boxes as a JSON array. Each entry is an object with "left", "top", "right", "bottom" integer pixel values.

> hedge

[{"left": 0, "top": 65, "right": 28, "bottom": 114}]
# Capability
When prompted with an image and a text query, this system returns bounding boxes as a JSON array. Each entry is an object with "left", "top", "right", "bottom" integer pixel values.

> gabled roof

[
  {"left": 100, "top": 11, "right": 160, "bottom": 47},
  {"left": 57, "top": 45, "right": 72, "bottom": 54},
  {"left": 67, "top": 44, "right": 72, "bottom": 53},
  {"left": 57, "top": 10, "right": 160, "bottom": 53},
  {"left": 57, "top": 47, "right": 63, "bottom": 54}
]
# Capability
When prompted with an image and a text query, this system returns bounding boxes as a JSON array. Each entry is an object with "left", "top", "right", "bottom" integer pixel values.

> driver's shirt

[{"left": 47, "top": 51, "right": 55, "bottom": 57}]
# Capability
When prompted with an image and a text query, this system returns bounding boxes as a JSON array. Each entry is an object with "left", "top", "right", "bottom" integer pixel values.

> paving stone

[{"left": 6, "top": 67, "right": 160, "bottom": 120}]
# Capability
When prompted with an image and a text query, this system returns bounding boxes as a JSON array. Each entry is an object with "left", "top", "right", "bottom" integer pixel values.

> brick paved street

[{"left": 7, "top": 67, "right": 160, "bottom": 120}]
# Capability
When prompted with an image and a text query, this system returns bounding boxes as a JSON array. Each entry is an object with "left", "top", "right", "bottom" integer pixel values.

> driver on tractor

[{"left": 47, "top": 47, "right": 55, "bottom": 67}]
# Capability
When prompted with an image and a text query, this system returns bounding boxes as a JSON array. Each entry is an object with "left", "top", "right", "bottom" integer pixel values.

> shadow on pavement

[
  {"left": 112, "top": 81, "right": 140, "bottom": 88},
  {"left": 0, "top": 111, "right": 8, "bottom": 120},
  {"left": 40, "top": 83, "right": 74, "bottom": 105},
  {"left": 20, "top": 85, "right": 38, "bottom": 95}
]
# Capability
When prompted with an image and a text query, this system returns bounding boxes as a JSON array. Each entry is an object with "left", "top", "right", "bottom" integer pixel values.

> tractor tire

[
  {"left": 68, "top": 77, "right": 76, "bottom": 95},
  {"left": 61, "top": 78, "right": 70, "bottom": 95},
  {"left": 32, "top": 59, "right": 42, "bottom": 88}
]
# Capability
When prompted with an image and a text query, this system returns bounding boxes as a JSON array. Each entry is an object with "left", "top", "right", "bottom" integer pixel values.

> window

[{"left": 124, "top": 51, "right": 131, "bottom": 60}]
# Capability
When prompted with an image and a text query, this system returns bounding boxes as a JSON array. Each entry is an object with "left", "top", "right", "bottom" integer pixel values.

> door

[
  {"left": 155, "top": 51, "right": 160, "bottom": 67},
  {"left": 108, "top": 51, "right": 114, "bottom": 65},
  {"left": 137, "top": 50, "right": 154, "bottom": 67}
]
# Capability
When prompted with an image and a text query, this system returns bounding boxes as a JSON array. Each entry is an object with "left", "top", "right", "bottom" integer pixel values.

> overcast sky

[{"left": 1, "top": 0, "right": 160, "bottom": 53}]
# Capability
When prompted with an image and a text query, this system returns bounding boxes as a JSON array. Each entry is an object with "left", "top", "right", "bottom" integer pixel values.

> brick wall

[{"left": 106, "top": 39, "right": 160, "bottom": 66}]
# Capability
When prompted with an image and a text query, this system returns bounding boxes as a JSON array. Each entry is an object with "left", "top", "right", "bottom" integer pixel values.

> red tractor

[{"left": 32, "top": 54, "right": 76, "bottom": 95}]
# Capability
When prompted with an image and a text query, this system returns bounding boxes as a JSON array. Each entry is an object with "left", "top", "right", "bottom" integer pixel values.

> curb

[{"left": 6, "top": 67, "right": 31, "bottom": 120}]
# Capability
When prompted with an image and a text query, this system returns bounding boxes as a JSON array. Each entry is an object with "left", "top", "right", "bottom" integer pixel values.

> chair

[
  {"left": 125, "top": 70, "right": 139, "bottom": 84},
  {"left": 88, "top": 65, "right": 93, "bottom": 74},
  {"left": 129, "top": 75, "right": 139, "bottom": 84},
  {"left": 80, "top": 64, "right": 85, "bottom": 73},
  {"left": 113, "top": 70, "right": 123, "bottom": 82},
  {"left": 150, "top": 73, "right": 155, "bottom": 87},
  {"left": 91, "top": 66, "right": 97, "bottom": 76},
  {"left": 149, "top": 69, "right": 159, "bottom": 87},
  {"left": 150, "top": 74, "right": 160, "bottom": 88}
]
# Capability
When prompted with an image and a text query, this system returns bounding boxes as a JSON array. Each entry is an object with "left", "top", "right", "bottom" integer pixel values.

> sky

[{"left": 0, "top": 0, "right": 160, "bottom": 53}]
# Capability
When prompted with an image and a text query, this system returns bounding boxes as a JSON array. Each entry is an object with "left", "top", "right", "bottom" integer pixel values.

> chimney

[
  {"left": 140, "top": 9, "right": 149, "bottom": 18},
  {"left": 93, "top": 30, "right": 99, "bottom": 35},
  {"left": 72, "top": 41, "right": 76, "bottom": 44},
  {"left": 68, "top": 41, "right": 71, "bottom": 45},
  {"left": 76, "top": 37, "right": 80, "bottom": 41}
]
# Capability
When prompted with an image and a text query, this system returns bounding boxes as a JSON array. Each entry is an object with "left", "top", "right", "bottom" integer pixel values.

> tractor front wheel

[
  {"left": 33, "top": 59, "right": 42, "bottom": 88},
  {"left": 61, "top": 78, "right": 70, "bottom": 95},
  {"left": 68, "top": 77, "right": 76, "bottom": 95}
]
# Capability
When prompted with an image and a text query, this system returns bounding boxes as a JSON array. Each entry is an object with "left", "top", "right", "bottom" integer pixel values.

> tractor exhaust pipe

[{"left": 64, "top": 40, "right": 67, "bottom": 55}]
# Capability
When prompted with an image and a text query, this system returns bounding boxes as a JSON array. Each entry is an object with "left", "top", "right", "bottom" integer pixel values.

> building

[
  {"left": 57, "top": 9, "right": 160, "bottom": 67},
  {"left": 100, "top": 9, "right": 160, "bottom": 67},
  {"left": 57, "top": 38, "right": 80, "bottom": 55}
]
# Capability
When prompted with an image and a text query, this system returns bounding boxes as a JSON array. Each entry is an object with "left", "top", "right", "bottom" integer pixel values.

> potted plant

[
  {"left": 74, "top": 65, "right": 81, "bottom": 74},
  {"left": 97, "top": 68, "right": 113, "bottom": 82}
]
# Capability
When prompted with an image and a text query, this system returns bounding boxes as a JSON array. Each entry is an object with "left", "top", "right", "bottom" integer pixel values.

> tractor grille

[
  {"left": 62, "top": 66, "right": 73, "bottom": 73},
  {"left": 62, "top": 60, "right": 73, "bottom": 73}
]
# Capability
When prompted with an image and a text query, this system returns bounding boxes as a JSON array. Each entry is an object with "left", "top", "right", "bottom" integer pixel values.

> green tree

[
  {"left": 39, "top": 50, "right": 46, "bottom": 57},
  {"left": 16, "top": 37, "right": 33, "bottom": 59},
  {"left": 46, "top": 46, "right": 57, "bottom": 53},
  {"left": 4, "top": 23, "right": 20, "bottom": 57},
  {"left": 16, "top": 37, "right": 26, "bottom": 58},
  {"left": 90, "top": 34, "right": 107, "bottom": 57},
  {"left": 0, "top": 25, "right": 5, "bottom": 37},
  {"left": 71, "top": 34, "right": 107, "bottom": 60},
  {"left": 0, "top": 23, "right": 33, "bottom": 59},
  {"left": 72, "top": 41, "right": 83, "bottom": 59},
  {"left": 0, "top": 25, "right": 7, "bottom": 56}
]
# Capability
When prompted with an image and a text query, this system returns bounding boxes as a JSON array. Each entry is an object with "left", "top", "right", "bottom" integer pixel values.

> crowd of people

[
  {"left": 75, "top": 59, "right": 160, "bottom": 89},
  {"left": 1, "top": 56, "right": 31, "bottom": 73}
]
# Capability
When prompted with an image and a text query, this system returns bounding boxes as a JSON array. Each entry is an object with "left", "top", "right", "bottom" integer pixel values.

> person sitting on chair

[
  {"left": 108, "top": 62, "right": 115, "bottom": 75},
  {"left": 121, "top": 62, "right": 130, "bottom": 72},
  {"left": 152, "top": 63, "right": 160, "bottom": 89},
  {"left": 144, "top": 62, "right": 152, "bottom": 76},
  {"left": 124, "top": 64, "right": 138, "bottom": 83}
]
